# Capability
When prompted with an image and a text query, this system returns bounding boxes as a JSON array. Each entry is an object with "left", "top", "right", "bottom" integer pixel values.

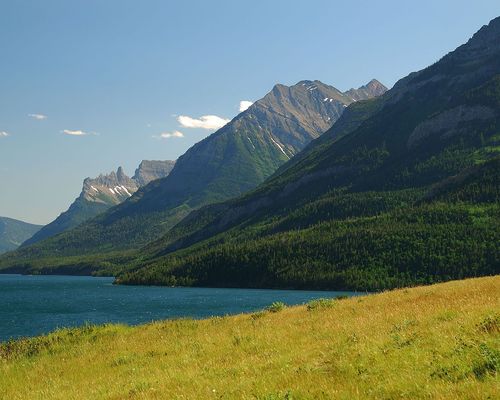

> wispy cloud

[
  {"left": 154, "top": 130, "right": 184, "bottom": 139},
  {"left": 28, "top": 113, "right": 47, "bottom": 120},
  {"left": 178, "top": 115, "right": 229, "bottom": 130},
  {"left": 239, "top": 101, "right": 253, "bottom": 112},
  {"left": 62, "top": 129, "right": 94, "bottom": 136},
  {"left": 0, "top": 131, "right": 9, "bottom": 137}
]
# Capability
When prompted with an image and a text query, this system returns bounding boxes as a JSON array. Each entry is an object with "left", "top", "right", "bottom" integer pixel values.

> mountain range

[
  {"left": 1, "top": 17, "right": 499, "bottom": 290},
  {"left": 22, "top": 160, "right": 176, "bottom": 246},
  {"left": 0, "top": 78, "right": 386, "bottom": 271},
  {"left": 112, "top": 16, "right": 500, "bottom": 290}
]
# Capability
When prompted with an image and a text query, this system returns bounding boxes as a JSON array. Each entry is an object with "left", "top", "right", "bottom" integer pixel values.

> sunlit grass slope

[{"left": 1, "top": 276, "right": 499, "bottom": 399}]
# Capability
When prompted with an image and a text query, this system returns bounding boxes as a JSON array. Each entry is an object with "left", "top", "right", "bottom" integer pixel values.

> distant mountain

[
  {"left": 0, "top": 217, "right": 42, "bottom": 254},
  {"left": 4, "top": 78, "right": 386, "bottom": 268},
  {"left": 114, "top": 17, "right": 500, "bottom": 290},
  {"left": 132, "top": 160, "right": 176, "bottom": 187},
  {"left": 344, "top": 78, "right": 388, "bottom": 100},
  {"left": 120, "top": 79, "right": 386, "bottom": 215},
  {"left": 22, "top": 160, "right": 176, "bottom": 246},
  {"left": 82, "top": 167, "right": 138, "bottom": 205}
]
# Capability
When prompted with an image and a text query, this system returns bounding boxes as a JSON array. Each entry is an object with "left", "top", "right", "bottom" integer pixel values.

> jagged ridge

[
  {"left": 22, "top": 160, "right": 176, "bottom": 246},
  {"left": 10, "top": 78, "right": 386, "bottom": 260}
]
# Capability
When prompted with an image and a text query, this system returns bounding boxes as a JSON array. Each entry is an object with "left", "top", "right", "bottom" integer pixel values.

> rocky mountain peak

[
  {"left": 116, "top": 166, "right": 127, "bottom": 182},
  {"left": 259, "top": 79, "right": 387, "bottom": 111},
  {"left": 21, "top": 160, "right": 176, "bottom": 246},
  {"left": 82, "top": 169, "right": 138, "bottom": 205},
  {"left": 81, "top": 160, "right": 176, "bottom": 205},
  {"left": 344, "top": 79, "right": 388, "bottom": 101},
  {"left": 365, "top": 79, "right": 388, "bottom": 96},
  {"left": 80, "top": 160, "right": 175, "bottom": 205},
  {"left": 227, "top": 78, "right": 388, "bottom": 161}
]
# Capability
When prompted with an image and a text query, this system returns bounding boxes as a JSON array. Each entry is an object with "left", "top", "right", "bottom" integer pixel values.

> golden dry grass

[{"left": 1, "top": 276, "right": 499, "bottom": 399}]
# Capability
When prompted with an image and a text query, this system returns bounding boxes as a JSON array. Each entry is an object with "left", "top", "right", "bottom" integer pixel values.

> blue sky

[{"left": 1, "top": 0, "right": 499, "bottom": 224}]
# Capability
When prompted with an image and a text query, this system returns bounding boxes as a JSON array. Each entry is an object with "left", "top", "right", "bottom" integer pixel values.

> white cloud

[
  {"left": 28, "top": 113, "right": 47, "bottom": 120},
  {"left": 239, "top": 101, "right": 253, "bottom": 112},
  {"left": 0, "top": 131, "right": 9, "bottom": 137},
  {"left": 178, "top": 115, "right": 229, "bottom": 130},
  {"left": 154, "top": 130, "right": 184, "bottom": 139},
  {"left": 62, "top": 129, "right": 91, "bottom": 136}
]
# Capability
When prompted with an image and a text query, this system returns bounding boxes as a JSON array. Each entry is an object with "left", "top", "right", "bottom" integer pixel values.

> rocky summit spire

[
  {"left": 22, "top": 160, "right": 176, "bottom": 246},
  {"left": 116, "top": 166, "right": 127, "bottom": 182}
]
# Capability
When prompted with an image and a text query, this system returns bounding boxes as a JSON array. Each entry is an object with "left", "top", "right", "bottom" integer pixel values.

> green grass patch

[{"left": 1, "top": 276, "right": 498, "bottom": 399}]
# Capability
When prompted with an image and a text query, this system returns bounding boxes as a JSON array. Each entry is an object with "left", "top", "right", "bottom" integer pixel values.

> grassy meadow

[{"left": 1, "top": 276, "right": 499, "bottom": 399}]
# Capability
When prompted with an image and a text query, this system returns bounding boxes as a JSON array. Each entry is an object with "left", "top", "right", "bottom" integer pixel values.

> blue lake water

[{"left": 0, "top": 274, "right": 360, "bottom": 342}]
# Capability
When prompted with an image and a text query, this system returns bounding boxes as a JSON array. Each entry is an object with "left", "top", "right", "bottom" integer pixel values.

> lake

[{"left": 0, "top": 274, "right": 361, "bottom": 342}]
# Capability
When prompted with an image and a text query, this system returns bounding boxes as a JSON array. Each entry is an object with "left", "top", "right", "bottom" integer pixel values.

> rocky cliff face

[
  {"left": 82, "top": 162, "right": 177, "bottom": 205},
  {"left": 344, "top": 79, "right": 388, "bottom": 100},
  {"left": 133, "top": 160, "right": 176, "bottom": 187},
  {"left": 22, "top": 160, "right": 176, "bottom": 246},
  {"left": 242, "top": 79, "right": 388, "bottom": 157},
  {"left": 81, "top": 167, "right": 138, "bottom": 205}
]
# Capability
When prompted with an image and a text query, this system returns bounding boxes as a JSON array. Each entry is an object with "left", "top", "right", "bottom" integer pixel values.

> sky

[{"left": 1, "top": 0, "right": 499, "bottom": 225}]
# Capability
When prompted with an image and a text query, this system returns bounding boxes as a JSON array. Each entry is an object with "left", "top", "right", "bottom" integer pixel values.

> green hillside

[
  {"left": 21, "top": 200, "right": 111, "bottom": 248},
  {"left": 0, "top": 80, "right": 385, "bottom": 271},
  {"left": 0, "top": 217, "right": 42, "bottom": 254},
  {"left": 115, "top": 17, "right": 500, "bottom": 290}
]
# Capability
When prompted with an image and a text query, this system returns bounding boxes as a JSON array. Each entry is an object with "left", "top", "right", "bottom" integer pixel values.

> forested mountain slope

[
  {"left": 0, "top": 217, "right": 41, "bottom": 254},
  {"left": 0, "top": 79, "right": 385, "bottom": 270},
  {"left": 116, "top": 17, "right": 500, "bottom": 290}
]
